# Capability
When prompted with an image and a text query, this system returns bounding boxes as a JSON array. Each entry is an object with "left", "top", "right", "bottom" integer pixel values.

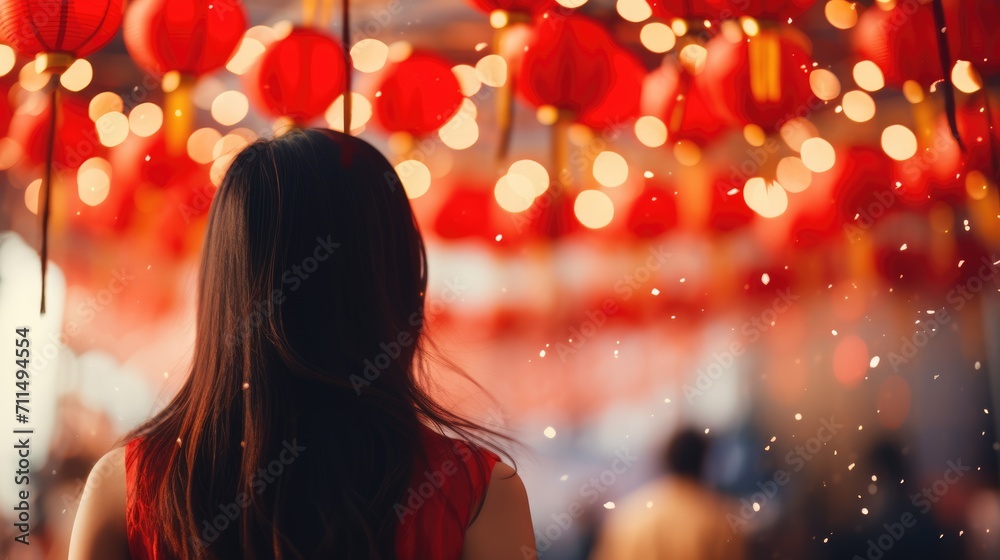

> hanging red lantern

[
  {"left": 518, "top": 13, "right": 641, "bottom": 127},
  {"left": 576, "top": 47, "right": 644, "bottom": 131},
  {"left": 853, "top": 0, "right": 1000, "bottom": 88},
  {"left": 0, "top": 0, "right": 123, "bottom": 313},
  {"left": 8, "top": 95, "right": 101, "bottom": 172},
  {"left": 893, "top": 117, "right": 964, "bottom": 205},
  {"left": 372, "top": 51, "right": 463, "bottom": 136},
  {"left": 831, "top": 146, "right": 902, "bottom": 225},
  {"left": 432, "top": 180, "right": 525, "bottom": 247},
  {"left": 699, "top": 28, "right": 814, "bottom": 129},
  {"left": 643, "top": 60, "right": 729, "bottom": 146},
  {"left": 702, "top": 0, "right": 817, "bottom": 20},
  {"left": 852, "top": 4, "right": 940, "bottom": 88},
  {"left": 110, "top": 131, "right": 204, "bottom": 192},
  {"left": 645, "top": 0, "right": 721, "bottom": 20},
  {"left": 0, "top": 0, "right": 123, "bottom": 61},
  {"left": 467, "top": 0, "right": 553, "bottom": 16},
  {"left": 246, "top": 27, "right": 347, "bottom": 124},
  {"left": 708, "top": 175, "right": 755, "bottom": 232},
  {"left": 957, "top": 94, "right": 1000, "bottom": 176},
  {"left": 123, "top": 0, "right": 247, "bottom": 76},
  {"left": 0, "top": 75, "right": 14, "bottom": 138},
  {"left": 627, "top": 181, "right": 678, "bottom": 239}
]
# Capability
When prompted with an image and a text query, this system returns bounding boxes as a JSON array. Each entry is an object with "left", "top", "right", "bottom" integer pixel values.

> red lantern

[
  {"left": 518, "top": 13, "right": 642, "bottom": 127},
  {"left": 643, "top": 60, "right": 729, "bottom": 145},
  {"left": 8, "top": 95, "right": 101, "bottom": 172},
  {"left": 699, "top": 28, "right": 814, "bottom": 129},
  {"left": 646, "top": 0, "right": 721, "bottom": 20},
  {"left": 467, "top": 0, "right": 553, "bottom": 16},
  {"left": 853, "top": 0, "right": 1000, "bottom": 87},
  {"left": 852, "top": 4, "right": 940, "bottom": 88},
  {"left": 123, "top": 0, "right": 247, "bottom": 76},
  {"left": 957, "top": 94, "right": 1000, "bottom": 176},
  {"left": 576, "top": 47, "right": 644, "bottom": 131},
  {"left": 0, "top": 0, "right": 123, "bottom": 313},
  {"left": 627, "top": 181, "right": 678, "bottom": 239},
  {"left": 831, "top": 147, "right": 901, "bottom": 225},
  {"left": 373, "top": 51, "right": 463, "bottom": 136},
  {"left": 0, "top": 0, "right": 122, "bottom": 60},
  {"left": 246, "top": 27, "right": 347, "bottom": 123},
  {"left": 702, "top": 0, "right": 816, "bottom": 20},
  {"left": 110, "top": 131, "right": 203, "bottom": 191},
  {"left": 708, "top": 175, "right": 755, "bottom": 232},
  {"left": 0, "top": 76, "right": 13, "bottom": 138},
  {"left": 893, "top": 118, "right": 964, "bottom": 205},
  {"left": 432, "top": 181, "right": 525, "bottom": 247}
]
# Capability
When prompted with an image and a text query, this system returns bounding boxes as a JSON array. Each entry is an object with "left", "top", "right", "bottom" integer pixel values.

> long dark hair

[{"left": 126, "top": 129, "right": 507, "bottom": 559}]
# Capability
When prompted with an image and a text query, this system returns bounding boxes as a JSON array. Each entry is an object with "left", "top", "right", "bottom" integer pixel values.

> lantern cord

[
  {"left": 983, "top": 92, "right": 1000, "bottom": 207},
  {"left": 40, "top": 74, "right": 60, "bottom": 315},
  {"left": 342, "top": 0, "right": 352, "bottom": 134},
  {"left": 547, "top": 112, "right": 571, "bottom": 238},
  {"left": 931, "top": 0, "right": 965, "bottom": 152},
  {"left": 495, "top": 25, "right": 514, "bottom": 162}
]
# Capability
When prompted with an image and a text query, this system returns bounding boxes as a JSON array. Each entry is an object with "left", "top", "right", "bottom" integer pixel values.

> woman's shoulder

[
  {"left": 68, "top": 447, "right": 130, "bottom": 560},
  {"left": 416, "top": 425, "right": 501, "bottom": 481}
]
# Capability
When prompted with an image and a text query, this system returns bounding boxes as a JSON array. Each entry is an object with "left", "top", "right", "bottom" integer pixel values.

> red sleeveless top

[{"left": 124, "top": 427, "right": 499, "bottom": 559}]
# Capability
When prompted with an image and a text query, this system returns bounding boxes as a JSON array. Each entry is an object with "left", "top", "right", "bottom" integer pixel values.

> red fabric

[{"left": 125, "top": 427, "right": 500, "bottom": 559}]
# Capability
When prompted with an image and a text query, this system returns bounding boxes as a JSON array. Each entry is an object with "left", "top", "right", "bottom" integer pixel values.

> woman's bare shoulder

[{"left": 68, "top": 447, "right": 131, "bottom": 560}]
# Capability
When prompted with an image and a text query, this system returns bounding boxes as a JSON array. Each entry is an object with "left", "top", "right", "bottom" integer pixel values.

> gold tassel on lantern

[{"left": 162, "top": 71, "right": 196, "bottom": 156}]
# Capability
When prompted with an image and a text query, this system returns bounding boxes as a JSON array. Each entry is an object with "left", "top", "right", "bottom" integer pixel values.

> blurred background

[{"left": 1, "top": 0, "right": 999, "bottom": 558}]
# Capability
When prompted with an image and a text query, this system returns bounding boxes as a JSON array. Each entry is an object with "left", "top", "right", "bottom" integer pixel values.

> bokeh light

[
  {"left": 96, "top": 112, "right": 130, "bottom": 147},
  {"left": 226, "top": 38, "right": 267, "bottom": 75},
  {"left": 187, "top": 128, "right": 223, "bottom": 164},
  {"left": 211, "top": 91, "right": 250, "bottom": 126},
  {"left": 326, "top": 93, "right": 373, "bottom": 133},
  {"left": 743, "top": 178, "right": 788, "bottom": 218},
  {"left": 842, "top": 90, "right": 876, "bottom": 122},
  {"left": 635, "top": 116, "right": 668, "bottom": 147},
  {"left": 475, "top": 54, "right": 508, "bottom": 88},
  {"left": 617, "top": 0, "right": 652, "bottom": 22},
  {"left": 952, "top": 60, "right": 983, "bottom": 94},
  {"left": 881, "top": 125, "right": 918, "bottom": 161},
  {"left": 396, "top": 159, "right": 432, "bottom": 199},
  {"left": 60, "top": 58, "right": 93, "bottom": 92},
  {"left": 509, "top": 159, "right": 550, "bottom": 197},
  {"left": 452, "top": 64, "right": 482, "bottom": 97},
  {"left": 77, "top": 157, "right": 112, "bottom": 206},
  {"left": 574, "top": 189, "right": 614, "bottom": 229},
  {"left": 89, "top": 92, "right": 124, "bottom": 122},
  {"left": 853, "top": 60, "right": 885, "bottom": 92},
  {"left": 128, "top": 103, "right": 164, "bottom": 137},
  {"left": 800, "top": 137, "right": 836, "bottom": 172},
  {"left": 825, "top": 0, "right": 858, "bottom": 29},
  {"left": 640, "top": 22, "right": 676, "bottom": 53},
  {"left": 352, "top": 39, "right": 390, "bottom": 73},
  {"left": 776, "top": 157, "right": 812, "bottom": 193},
  {"left": 593, "top": 151, "right": 629, "bottom": 187},
  {"left": 495, "top": 173, "right": 536, "bottom": 212}
]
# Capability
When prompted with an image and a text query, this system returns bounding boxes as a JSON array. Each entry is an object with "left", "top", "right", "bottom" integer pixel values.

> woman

[{"left": 68, "top": 129, "right": 535, "bottom": 559}]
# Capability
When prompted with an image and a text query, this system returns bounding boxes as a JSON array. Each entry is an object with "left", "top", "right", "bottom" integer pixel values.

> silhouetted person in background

[
  {"left": 589, "top": 428, "right": 744, "bottom": 560},
  {"left": 822, "top": 439, "right": 948, "bottom": 560}
]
